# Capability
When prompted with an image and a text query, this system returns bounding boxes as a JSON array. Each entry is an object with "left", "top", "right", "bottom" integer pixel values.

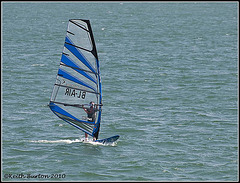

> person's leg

[{"left": 85, "top": 133, "right": 88, "bottom": 141}]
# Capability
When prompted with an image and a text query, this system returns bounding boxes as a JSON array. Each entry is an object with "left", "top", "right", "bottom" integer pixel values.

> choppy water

[{"left": 2, "top": 2, "right": 238, "bottom": 181}]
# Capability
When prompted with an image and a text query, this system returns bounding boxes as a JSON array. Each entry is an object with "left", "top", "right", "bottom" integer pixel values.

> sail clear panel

[{"left": 49, "top": 19, "right": 102, "bottom": 138}]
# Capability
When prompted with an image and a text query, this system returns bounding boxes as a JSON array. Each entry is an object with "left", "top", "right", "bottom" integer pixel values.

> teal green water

[{"left": 2, "top": 2, "right": 238, "bottom": 181}]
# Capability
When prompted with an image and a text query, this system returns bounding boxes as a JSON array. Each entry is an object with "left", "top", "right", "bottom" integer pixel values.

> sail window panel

[
  {"left": 58, "top": 104, "right": 96, "bottom": 125},
  {"left": 63, "top": 43, "right": 96, "bottom": 74},
  {"left": 52, "top": 84, "right": 98, "bottom": 108},
  {"left": 70, "top": 19, "right": 90, "bottom": 32},
  {"left": 52, "top": 86, "right": 99, "bottom": 124},
  {"left": 57, "top": 68, "right": 95, "bottom": 93},
  {"left": 53, "top": 85, "right": 82, "bottom": 106},
  {"left": 56, "top": 111, "right": 94, "bottom": 134},
  {"left": 54, "top": 74, "right": 98, "bottom": 97},
  {"left": 69, "top": 120, "right": 94, "bottom": 133},
  {"left": 79, "top": 49, "right": 98, "bottom": 73},
  {"left": 54, "top": 108, "right": 94, "bottom": 134},
  {"left": 67, "top": 21, "right": 92, "bottom": 51},
  {"left": 60, "top": 53, "right": 97, "bottom": 84},
  {"left": 58, "top": 65, "right": 97, "bottom": 91},
  {"left": 62, "top": 47, "right": 94, "bottom": 74}
]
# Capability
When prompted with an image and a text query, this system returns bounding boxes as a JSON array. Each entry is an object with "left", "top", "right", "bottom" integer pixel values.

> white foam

[
  {"left": 29, "top": 138, "right": 117, "bottom": 146},
  {"left": 31, "top": 64, "right": 45, "bottom": 67},
  {"left": 29, "top": 139, "right": 81, "bottom": 144}
]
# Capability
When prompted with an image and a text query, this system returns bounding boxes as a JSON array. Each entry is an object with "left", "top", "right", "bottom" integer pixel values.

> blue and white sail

[{"left": 49, "top": 19, "right": 102, "bottom": 139}]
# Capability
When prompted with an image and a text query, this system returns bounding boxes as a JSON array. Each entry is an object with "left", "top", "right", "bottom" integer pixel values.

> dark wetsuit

[
  {"left": 86, "top": 107, "right": 97, "bottom": 122},
  {"left": 83, "top": 106, "right": 100, "bottom": 139}
]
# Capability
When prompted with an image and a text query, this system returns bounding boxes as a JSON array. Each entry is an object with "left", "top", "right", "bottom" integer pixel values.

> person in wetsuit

[{"left": 82, "top": 101, "right": 99, "bottom": 140}]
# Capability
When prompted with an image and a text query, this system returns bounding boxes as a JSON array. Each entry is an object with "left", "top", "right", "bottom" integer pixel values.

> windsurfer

[{"left": 82, "top": 101, "right": 97, "bottom": 141}]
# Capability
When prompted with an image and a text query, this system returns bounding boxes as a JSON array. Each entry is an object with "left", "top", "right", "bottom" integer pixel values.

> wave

[{"left": 29, "top": 138, "right": 117, "bottom": 146}]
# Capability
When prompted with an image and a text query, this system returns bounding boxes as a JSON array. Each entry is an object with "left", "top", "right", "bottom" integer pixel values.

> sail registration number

[{"left": 65, "top": 88, "right": 86, "bottom": 99}]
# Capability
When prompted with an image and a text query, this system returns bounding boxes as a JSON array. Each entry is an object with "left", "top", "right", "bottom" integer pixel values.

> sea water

[{"left": 2, "top": 2, "right": 238, "bottom": 181}]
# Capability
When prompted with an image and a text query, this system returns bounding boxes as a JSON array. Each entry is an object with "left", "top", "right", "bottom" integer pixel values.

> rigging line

[
  {"left": 69, "top": 19, "right": 89, "bottom": 32},
  {"left": 54, "top": 83, "right": 101, "bottom": 95}
]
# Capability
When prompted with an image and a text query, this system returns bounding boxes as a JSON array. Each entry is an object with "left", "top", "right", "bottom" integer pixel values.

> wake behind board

[{"left": 95, "top": 135, "right": 119, "bottom": 144}]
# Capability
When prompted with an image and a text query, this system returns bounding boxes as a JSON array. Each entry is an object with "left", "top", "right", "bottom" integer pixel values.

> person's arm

[{"left": 82, "top": 105, "right": 88, "bottom": 113}]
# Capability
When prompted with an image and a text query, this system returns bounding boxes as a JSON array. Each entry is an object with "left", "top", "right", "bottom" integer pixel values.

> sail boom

[{"left": 50, "top": 101, "right": 101, "bottom": 111}]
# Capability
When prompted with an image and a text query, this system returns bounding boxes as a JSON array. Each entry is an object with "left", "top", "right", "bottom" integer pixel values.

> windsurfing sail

[{"left": 49, "top": 19, "right": 102, "bottom": 139}]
